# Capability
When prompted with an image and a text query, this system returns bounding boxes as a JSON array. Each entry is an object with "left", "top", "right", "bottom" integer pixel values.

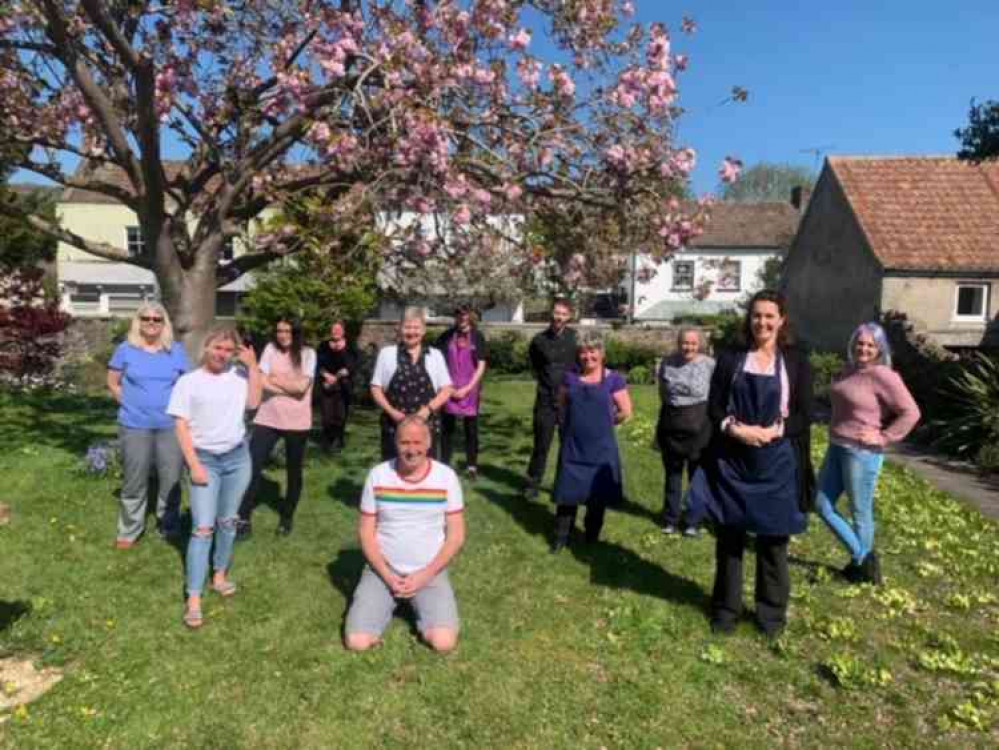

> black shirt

[
  {"left": 315, "top": 341, "right": 357, "bottom": 390},
  {"left": 528, "top": 326, "right": 578, "bottom": 397}
]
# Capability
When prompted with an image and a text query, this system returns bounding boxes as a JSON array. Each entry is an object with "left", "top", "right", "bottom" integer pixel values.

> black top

[
  {"left": 707, "top": 346, "right": 816, "bottom": 512},
  {"left": 528, "top": 326, "right": 578, "bottom": 397},
  {"left": 315, "top": 342, "right": 357, "bottom": 385},
  {"left": 435, "top": 326, "right": 490, "bottom": 366}
]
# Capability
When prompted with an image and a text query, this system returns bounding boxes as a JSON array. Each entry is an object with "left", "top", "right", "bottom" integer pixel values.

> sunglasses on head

[{"left": 140, "top": 316, "right": 164, "bottom": 323}]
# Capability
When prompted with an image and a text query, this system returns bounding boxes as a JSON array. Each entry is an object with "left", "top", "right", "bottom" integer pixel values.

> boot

[
  {"left": 860, "top": 551, "right": 882, "bottom": 585},
  {"left": 550, "top": 515, "right": 573, "bottom": 554}
]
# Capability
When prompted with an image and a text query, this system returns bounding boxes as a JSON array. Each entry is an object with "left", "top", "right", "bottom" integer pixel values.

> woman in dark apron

[
  {"left": 370, "top": 309, "right": 453, "bottom": 461},
  {"left": 551, "top": 333, "right": 633, "bottom": 553},
  {"left": 655, "top": 328, "right": 715, "bottom": 536},
  {"left": 688, "top": 290, "right": 814, "bottom": 637}
]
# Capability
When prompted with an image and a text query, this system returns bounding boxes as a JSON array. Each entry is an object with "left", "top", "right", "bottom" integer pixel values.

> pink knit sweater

[{"left": 828, "top": 364, "right": 921, "bottom": 449}]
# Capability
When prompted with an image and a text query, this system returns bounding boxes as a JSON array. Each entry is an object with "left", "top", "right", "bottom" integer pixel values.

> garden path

[{"left": 888, "top": 443, "right": 999, "bottom": 521}]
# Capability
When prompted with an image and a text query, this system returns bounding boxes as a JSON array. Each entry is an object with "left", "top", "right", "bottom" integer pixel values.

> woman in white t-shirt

[
  {"left": 237, "top": 318, "right": 316, "bottom": 538},
  {"left": 167, "top": 327, "right": 262, "bottom": 629}
]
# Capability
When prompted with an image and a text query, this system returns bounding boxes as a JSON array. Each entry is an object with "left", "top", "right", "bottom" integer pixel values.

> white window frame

[
  {"left": 716, "top": 260, "right": 742, "bottom": 292},
  {"left": 125, "top": 226, "right": 145, "bottom": 257},
  {"left": 953, "top": 282, "right": 990, "bottom": 322},
  {"left": 671, "top": 260, "right": 695, "bottom": 291}
]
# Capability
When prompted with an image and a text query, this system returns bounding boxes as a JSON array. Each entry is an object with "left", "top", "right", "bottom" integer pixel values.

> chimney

[{"left": 790, "top": 186, "right": 811, "bottom": 212}]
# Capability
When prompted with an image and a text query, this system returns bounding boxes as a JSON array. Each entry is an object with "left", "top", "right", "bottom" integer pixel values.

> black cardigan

[{"left": 706, "top": 346, "right": 816, "bottom": 512}]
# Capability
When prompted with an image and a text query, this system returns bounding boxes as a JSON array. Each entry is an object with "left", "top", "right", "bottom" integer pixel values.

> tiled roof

[
  {"left": 690, "top": 201, "right": 799, "bottom": 249},
  {"left": 61, "top": 161, "right": 190, "bottom": 204},
  {"left": 828, "top": 156, "right": 999, "bottom": 272}
]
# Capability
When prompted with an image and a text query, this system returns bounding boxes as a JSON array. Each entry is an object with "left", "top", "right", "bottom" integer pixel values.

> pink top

[
  {"left": 828, "top": 364, "right": 920, "bottom": 450},
  {"left": 255, "top": 344, "right": 316, "bottom": 432}
]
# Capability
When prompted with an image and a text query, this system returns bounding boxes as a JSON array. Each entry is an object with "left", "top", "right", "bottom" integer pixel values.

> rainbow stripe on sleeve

[{"left": 373, "top": 486, "right": 448, "bottom": 505}]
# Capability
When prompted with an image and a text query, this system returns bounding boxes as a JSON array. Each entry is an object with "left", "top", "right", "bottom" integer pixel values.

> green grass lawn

[{"left": 1, "top": 382, "right": 997, "bottom": 749}]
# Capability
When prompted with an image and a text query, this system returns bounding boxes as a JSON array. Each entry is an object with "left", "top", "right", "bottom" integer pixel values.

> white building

[{"left": 625, "top": 201, "right": 801, "bottom": 320}]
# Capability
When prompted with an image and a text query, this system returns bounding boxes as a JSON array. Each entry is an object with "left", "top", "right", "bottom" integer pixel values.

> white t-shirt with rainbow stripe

[{"left": 359, "top": 459, "right": 464, "bottom": 574}]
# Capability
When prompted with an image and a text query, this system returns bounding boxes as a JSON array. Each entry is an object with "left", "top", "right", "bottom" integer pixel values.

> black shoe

[
  {"left": 860, "top": 551, "right": 882, "bottom": 585},
  {"left": 841, "top": 561, "right": 864, "bottom": 583},
  {"left": 235, "top": 520, "right": 252, "bottom": 542},
  {"left": 277, "top": 517, "right": 293, "bottom": 536},
  {"left": 710, "top": 618, "right": 736, "bottom": 635},
  {"left": 549, "top": 536, "right": 568, "bottom": 554},
  {"left": 757, "top": 621, "right": 786, "bottom": 640}
]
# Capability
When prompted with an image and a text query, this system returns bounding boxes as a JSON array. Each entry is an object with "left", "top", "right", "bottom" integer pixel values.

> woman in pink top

[
  {"left": 816, "top": 322, "right": 920, "bottom": 585},
  {"left": 238, "top": 318, "right": 316, "bottom": 538}
]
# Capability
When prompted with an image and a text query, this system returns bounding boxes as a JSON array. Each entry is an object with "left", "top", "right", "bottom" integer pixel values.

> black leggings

[
  {"left": 239, "top": 425, "right": 309, "bottom": 524},
  {"left": 441, "top": 413, "right": 479, "bottom": 468},
  {"left": 711, "top": 526, "right": 790, "bottom": 631}
]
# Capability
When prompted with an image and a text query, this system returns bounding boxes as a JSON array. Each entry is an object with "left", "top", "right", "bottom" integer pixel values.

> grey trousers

[{"left": 117, "top": 426, "right": 184, "bottom": 541}]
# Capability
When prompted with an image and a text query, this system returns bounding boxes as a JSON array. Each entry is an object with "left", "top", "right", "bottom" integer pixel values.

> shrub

[
  {"left": 486, "top": 331, "right": 530, "bottom": 375},
  {"left": 0, "top": 266, "right": 71, "bottom": 385},
  {"left": 604, "top": 337, "right": 658, "bottom": 372},
  {"left": 932, "top": 353, "right": 999, "bottom": 469},
  {"left": 809, "top": 351, "right": 845, "bottom": 402},
  {"left": 627, "top": 364, "right": 653, "bottom": 385}
]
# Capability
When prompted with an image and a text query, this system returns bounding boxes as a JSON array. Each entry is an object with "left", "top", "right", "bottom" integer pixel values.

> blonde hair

[
  {"left": 127, "top": 301, "right": 175, "bottom": 350},
  {"left": 199, "top": 326, "right": 241, "bottom": 366}
]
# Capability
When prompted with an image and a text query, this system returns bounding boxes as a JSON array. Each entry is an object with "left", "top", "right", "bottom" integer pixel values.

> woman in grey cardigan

[{"left": 655, "top": 328, "right": 715, "bottom": 535}]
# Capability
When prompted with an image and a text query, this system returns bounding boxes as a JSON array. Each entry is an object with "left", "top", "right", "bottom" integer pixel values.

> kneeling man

[{"left": 344, "top": 415, "right": 465, "bottom": 652}]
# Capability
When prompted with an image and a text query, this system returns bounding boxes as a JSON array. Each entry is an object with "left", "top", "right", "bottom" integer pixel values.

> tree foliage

[
  {"left": 0, "top": 182, "right": 58, "bottom": 269},
  {"left": 236, "top": 199, "right": 381, "bottom": 343},
  {"left": 720, "top": 162, "right": 814, "bottom": 203},
  {"left": 955, "top": 99, "right": 999, "bottom": 163},
  {"left": 0, "top": 1, "right": 739, "bottom": 345},
  {"left": 0, "top": 266, "right": 71, "bottom": 381}
]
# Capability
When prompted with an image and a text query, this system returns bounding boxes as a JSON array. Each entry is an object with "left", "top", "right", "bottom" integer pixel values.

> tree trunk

[{"left": 152, "top": 225, "right": 219, "bottom": 361}]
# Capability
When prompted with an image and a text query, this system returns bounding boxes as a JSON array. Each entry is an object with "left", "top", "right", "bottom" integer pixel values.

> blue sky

[
  {"left": 12, "top": 1, "right": 997, "bottom": 198},
  {"left": 652, "top": 0, "right": 998, "bottom": 194}
]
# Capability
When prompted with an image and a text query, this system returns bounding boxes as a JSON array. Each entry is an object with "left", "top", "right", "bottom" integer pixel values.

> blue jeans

[
  {"left": 186, "top": 442, "right": 251, "bottom": 596},
  {"left": 815, "top": 443, "right": 884, "bottom": 564}
]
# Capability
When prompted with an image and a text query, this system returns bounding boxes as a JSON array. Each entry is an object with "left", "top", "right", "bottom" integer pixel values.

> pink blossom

[
  {"left": 548, "top": 65, "right": 575, "bottom": 99},
  {"left": 471, "top": 188, "right": 492, "bottom": 206},
  {"left": 681, "top": 16, "right": 698, "bottom": 34},
  {"left": 622, "top": 2, "right": 636, "bottom": 17},
  {"left": 517, "top": 58, "right": 542, "bottom": 90},
  {"left": 503, "top": 183, "right": 523, "bottom": 201},
  {"left": 508, "top": 29, "right": 531, "bottom": 51},
  {"left": 453, "top": 204, "right": 472, "bottom": 225},
  {"left": 719, "top": 156, "right": 743, "bottom": 184},
  {"left": 674, "top": 54, "right": 689, "bottom": 72}
]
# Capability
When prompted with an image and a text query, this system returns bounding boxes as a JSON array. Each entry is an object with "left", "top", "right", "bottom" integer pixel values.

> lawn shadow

[
  {"left": 0, "top": 391, "right": 117, "bottom": 455},
  {"left": 0, "top": 600, "right": 31, "bottom": 632},
  {"left": 327, "top": 476, "right": 364, "bottom": 509},
  {"left": 477, "top": 483, "right": 708, "bottom": 612},
  {"left": 326, "top": 547, "right": 420, "bottom": 641},
  {"left": 788, "top": 554, "right": 848, "bottom": 582}
]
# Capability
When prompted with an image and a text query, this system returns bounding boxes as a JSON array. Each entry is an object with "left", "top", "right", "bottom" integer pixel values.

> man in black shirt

[
  {"left": 316, "top": 320, "right": 358, "bottom": 453},
  {"left": 525, "top": 298, "right": 578, "bottom": 498}
]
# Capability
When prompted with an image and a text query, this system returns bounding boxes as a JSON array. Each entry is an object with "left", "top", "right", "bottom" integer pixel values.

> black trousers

[
  {"left": 441, "top": 413, "right": 479, "bottom": 468},
  {"left": 554, "top": 503, "right": 606, "bottom": 543},
  {"left": 239, "top": 425, "right": 309, "bottom": 524},
  {"left": 711, "top": 526, "right": 790, "bottom": 631},
  {"left": 527, "top": 396, "right": 558, "bottom": 485},
  {"left": 660, "top": 451, "right": 699, "bottom": 526},
  {"left": 318, "top": 386, "right": 350, "bottom": 446}
]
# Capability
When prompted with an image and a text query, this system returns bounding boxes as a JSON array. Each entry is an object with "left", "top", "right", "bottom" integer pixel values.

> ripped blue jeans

[{"left": 186, "top": 442, "right": 251, "bottom": 596}]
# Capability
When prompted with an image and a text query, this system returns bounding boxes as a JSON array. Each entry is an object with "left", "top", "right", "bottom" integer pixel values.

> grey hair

[
  {"left": 395, "top": 414, "right": 432, "bottom": 441},
  {"left": 577, "top": 330, "right": 605, "bottom": 353},
  {"left": 400, "top": 306, "right": 427, "bottom": 324},
  {"left": 847, "top": 322, "right": 892, "bottom": 368},
  {"left": 676, "top": 326, "right": 703, "bottom": 350}
]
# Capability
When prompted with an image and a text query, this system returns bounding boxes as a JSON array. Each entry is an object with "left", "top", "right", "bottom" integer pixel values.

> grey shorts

[{"left": 345, "top": 566, "right": 459, "bottom": 637}]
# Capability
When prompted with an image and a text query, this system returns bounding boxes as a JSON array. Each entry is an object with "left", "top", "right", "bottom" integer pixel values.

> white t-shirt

[
  {"left": 167, "top": 366, "right": 248, "bottom": 453},
  {"left": 359, "top": 459, "right": 464, "bottom": 574},
  {"left": 370, "top": 345, "right": 452, "bottom": 392}
]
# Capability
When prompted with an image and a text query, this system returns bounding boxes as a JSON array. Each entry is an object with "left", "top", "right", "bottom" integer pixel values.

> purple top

[
  {"left": 562, "top": 368, "right": 626, "bottom": 417},
  {"left": 444, "top": 332, "right": 481, "bottom": 416}
]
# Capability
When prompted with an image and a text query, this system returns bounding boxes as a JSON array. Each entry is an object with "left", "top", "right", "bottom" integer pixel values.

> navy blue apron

[
  {"left": 552, "top": 372, "right": 623, "bottom": 507},
  {"left": 690, "top": 353, "right": 806, "bottom": 535}
]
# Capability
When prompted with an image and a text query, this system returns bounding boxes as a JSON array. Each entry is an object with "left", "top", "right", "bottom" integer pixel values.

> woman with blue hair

[{"left": 815, "top": 322, "right": 920, "bottom": 584}]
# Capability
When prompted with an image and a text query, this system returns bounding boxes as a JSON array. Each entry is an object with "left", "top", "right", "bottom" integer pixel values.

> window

[
  {"left": 125, "top": 226, "right": 145, "bottom": 257},
  {"left": 672, "top": 260, "right": 695, "bottom": 290},
  {"left": 717, "top": 260, "right": 741, "bottom": 292},
  {"left": 954, "top": 283, "right": 989, "bottom": 321}
]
